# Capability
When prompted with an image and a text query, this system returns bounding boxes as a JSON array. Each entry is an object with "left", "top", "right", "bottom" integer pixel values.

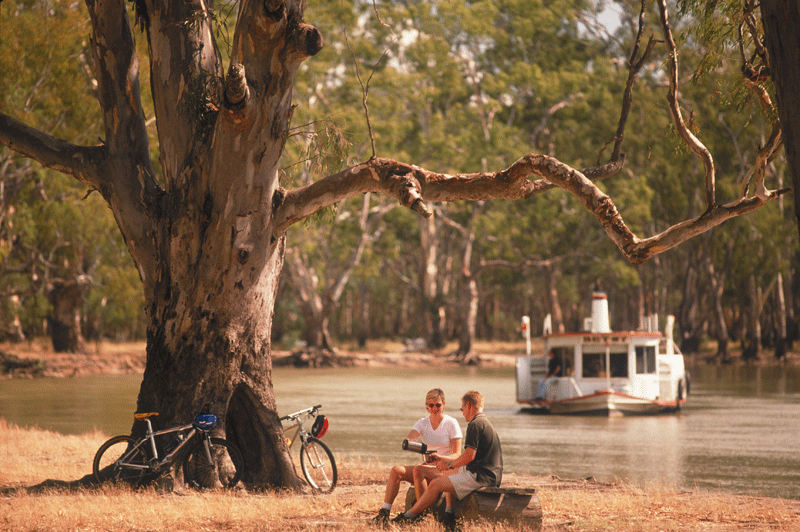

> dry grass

[
  {"left": 0, "top": 418, "right": 107, "bottom": 485},
  {"left": 2, "top": 421, "right": 799, "bottom": 532},
  {"left": 537, "top": 485, "right": 799, "bottom": 531}
]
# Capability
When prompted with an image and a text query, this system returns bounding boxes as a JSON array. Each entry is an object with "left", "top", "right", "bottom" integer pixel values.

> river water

[{"left": 1, "top": 362, "right": 798, "bottom": 500}]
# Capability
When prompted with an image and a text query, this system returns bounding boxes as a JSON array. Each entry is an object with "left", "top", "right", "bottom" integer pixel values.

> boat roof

[{"left": 545, "top": 331, "right": 662, "bottom": 343}]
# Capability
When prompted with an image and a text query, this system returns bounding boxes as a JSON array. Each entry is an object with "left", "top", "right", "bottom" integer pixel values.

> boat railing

[{"left": 567, "top": 377, "right": 582, "bottom": 398}]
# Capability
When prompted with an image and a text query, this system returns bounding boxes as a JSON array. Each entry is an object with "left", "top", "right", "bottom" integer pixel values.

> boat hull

[{"left": 521, "top": 390, "right": 681, "bottom": 416}]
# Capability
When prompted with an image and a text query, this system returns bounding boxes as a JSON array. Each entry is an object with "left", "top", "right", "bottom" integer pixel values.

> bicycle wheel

[
  {"left": 183, "top": 437, "right": 244, "bottom": 489},
  {"left": 93, "top": 435, "right": 149, "bottom": 484},
  {"left": 299, "top": 436, "right": 337, "bottom": 493}
]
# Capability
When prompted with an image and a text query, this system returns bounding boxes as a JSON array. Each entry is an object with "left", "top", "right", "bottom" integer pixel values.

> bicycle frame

[
  {"left": 117, "top": 418, "right": 199, "bottom": 472},
  {"left": 281, "top": 405, "right": 319, "bottom": 449},
  {"left": 283, "top": 419, "right": 308, "bottom": 449}
]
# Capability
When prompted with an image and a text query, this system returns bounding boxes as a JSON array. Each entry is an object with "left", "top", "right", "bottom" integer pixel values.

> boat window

[
  {"left": 582, "top": 353, "right": 606, "bottom": 377},
  {"left": 548, "top": 347, "right": 573, "bottom": 376},
  {"left": 635, "top": 346, "right": 657, "bottom": 374},
  {"left": 582, "top": 351, "right": 628, "bottom": 378},
  {"left": 610, "top": 352, "right": 628, "bottom": 377}
]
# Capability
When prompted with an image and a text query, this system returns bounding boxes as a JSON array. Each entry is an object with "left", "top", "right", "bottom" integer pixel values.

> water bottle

[{"left": 165, "top": 433, "right": 184, "bottom": 453}]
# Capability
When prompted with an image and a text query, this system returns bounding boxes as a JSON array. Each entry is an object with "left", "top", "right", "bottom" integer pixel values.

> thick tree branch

[
  {"left": 273, "top": 153, "right": 788, "bottom": 264},
  {"left": 233, "top": 0, "right": 322, "bottom": 88},
  {"left": 0, "top": 113, "right": 105, "bottom": 188},
  {"left": 85, "top": 0, "right": 150, "bottom": 163}
]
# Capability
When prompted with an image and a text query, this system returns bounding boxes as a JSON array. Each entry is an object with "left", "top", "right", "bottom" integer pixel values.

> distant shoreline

[{"left": 2, "top": 339, "right": 797, "bottom": 379}]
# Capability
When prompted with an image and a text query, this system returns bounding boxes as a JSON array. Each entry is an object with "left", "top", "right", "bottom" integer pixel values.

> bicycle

[
  {"left": 93, "top": 403, "right": 244, "bottom": 490},
  {"left": 280, "top": 404, "right": 337, "bottom": 493}
]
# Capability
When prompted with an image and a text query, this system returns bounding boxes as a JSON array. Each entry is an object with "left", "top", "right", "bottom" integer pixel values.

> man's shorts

[{"left": 448, "top": 469, "right": 486, "bottom": 500}]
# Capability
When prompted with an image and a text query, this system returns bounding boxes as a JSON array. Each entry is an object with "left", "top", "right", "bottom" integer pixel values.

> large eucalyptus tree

[{"left": 0, "top": 0, "right": 787, "bottom": 489}]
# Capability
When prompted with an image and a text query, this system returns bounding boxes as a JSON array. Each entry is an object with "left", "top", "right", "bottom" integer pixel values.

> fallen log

[{"left": 405, "top": 485, "right": 542, "bottom": 530}]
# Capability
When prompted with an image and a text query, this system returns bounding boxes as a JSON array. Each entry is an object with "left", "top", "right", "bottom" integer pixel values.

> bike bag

[
  {"left": 311, "top": 414, "right": 329, "bottom": 438},
  {"left": 193, "top": 413, "right": 218, "bottom": 431}
]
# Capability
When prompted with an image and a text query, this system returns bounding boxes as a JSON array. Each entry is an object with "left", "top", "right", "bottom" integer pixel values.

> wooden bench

[{"left": 405, "top": 486, "right": 542, "bottom": 530}]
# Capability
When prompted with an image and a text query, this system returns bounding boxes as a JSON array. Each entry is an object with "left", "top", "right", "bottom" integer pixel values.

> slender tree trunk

[
  {"left": 545, "top": 266, "right": 566, "bottom": 334},
  {"left": 742, "top": 274, "right": 761, "bottom": 361},
  {"left": 47, "top": 279, "right": 87, "bottom": 353},
  {"left": 704, "top": 255, "right": 730, "bottom": 361},
  {"left": 775, "top": 271, "right": 788, "bottom": 359},
  {"left": 784, "top": 254, "right": 798, "bottom": 347},
  {"left": 420, "top": 216, "right": 444, "bottom": 349},
  {"left": 4, "top": 295, "right": 26, "bottom": 343},
  {"left": 284, "top": 252, "right": 335, "bottom": 353},
  {"left": 678, "top": 252, "right": 705, "bottom": 353},
  {"left": 357, "top": 282, "right": 369, "bottom": 348},
  {"left": 456, "top": 274, "right": 479, "bottom": 363},
  {"left": 455, "top": 225, "right": 478, "bottom": 362}
]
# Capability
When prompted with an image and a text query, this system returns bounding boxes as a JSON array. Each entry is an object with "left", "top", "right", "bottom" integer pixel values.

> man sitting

[{"left": 390, "top": 390, "right": 503, "bottom": 531}]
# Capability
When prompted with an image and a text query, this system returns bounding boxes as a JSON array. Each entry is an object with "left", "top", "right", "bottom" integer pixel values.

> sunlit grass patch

[{"left": 0, "top": 418, "right": 107, "bottom": 485}]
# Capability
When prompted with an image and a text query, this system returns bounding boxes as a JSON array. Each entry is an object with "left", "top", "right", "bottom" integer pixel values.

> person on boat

[
  {"left": 390, "top": 390, "right": 503, "bottom": 531},
  {"left": 536, "top": 350, "right": 562, "bottom": 400},
  {"left": 372, "top": 388, "right": 462, "bottom": 527}
]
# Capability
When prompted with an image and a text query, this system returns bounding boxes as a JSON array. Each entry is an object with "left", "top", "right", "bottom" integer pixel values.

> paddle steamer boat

[{"left": 516, "top": 293, "right": 689, "bottom": 415}]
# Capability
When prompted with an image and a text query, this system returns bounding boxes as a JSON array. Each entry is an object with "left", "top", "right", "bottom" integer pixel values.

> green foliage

[
  {"left": 1, "top": 0, "right": 146, "bottom": 341},
  {"left": 2, "top": 0, "right": 793, "bottom": 350}
]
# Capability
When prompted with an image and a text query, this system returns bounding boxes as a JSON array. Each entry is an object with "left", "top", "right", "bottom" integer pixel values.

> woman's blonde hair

[{"left": 425, "top": 388, "right": 445, "bottom": 404}]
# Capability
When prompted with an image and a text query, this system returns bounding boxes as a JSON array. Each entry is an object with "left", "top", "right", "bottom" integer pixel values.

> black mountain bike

[{"left": 93, "top": 404, "right": 243, "bottom": 489}]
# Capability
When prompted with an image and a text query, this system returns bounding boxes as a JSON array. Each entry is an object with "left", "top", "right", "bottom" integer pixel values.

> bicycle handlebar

[{"left": 280, "top": 404, "right": 322, "bottom": 421}]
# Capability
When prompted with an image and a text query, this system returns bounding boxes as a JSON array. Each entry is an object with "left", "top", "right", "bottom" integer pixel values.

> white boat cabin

[{"left": 516, "top": 293, "right": 688, "bottom": 415}]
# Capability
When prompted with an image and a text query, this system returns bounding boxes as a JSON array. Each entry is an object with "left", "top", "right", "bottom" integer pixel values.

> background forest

[{"left": 1, "top": 0, "right": 795, "bottom": 362}]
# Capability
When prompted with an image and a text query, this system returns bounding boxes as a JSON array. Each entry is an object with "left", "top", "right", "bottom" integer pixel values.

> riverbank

[
  {"left": 1, "top": 421, "right": 798, "bottom": 531},
  {"left": 2, "top": 338, "right": 798, "bottom": 378},
  {"left": 0, "top": 339, "right": 526, "bottom": 378}
]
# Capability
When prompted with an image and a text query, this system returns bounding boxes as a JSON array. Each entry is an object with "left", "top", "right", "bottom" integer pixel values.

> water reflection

[
  {"left": 499, "top": 412, "right": 683, "bottom": 489},
  {"left": 1, "top": 362, "right": 799, "bottom": 499}
]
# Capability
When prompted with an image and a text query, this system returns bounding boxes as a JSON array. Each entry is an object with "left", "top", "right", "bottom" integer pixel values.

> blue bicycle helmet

[{"left": 193, "top": 412, "right": 218, "bottom": 431}]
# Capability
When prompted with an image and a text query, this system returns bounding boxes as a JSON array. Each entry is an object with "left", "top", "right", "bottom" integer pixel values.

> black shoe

[
  {"left": 391, "top": 512, "right": 423, "bottom": 526},
  {"left": 441, "top": 512, "right": 458, "bottom": 531},
  {"left": 372, "top": 508, "right": 390, "bottom": 527}
]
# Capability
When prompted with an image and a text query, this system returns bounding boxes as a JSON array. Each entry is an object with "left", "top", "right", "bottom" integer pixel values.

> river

[{"left": 1, "top": 362, "right": 798, "bottom": 500}]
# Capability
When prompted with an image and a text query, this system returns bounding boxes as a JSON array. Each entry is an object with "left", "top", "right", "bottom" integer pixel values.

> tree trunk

[
  {"left": 678, "top": 251, "right": 705, "bottom": 354},
  {"left": 100, "top": 0, "right": 320, "bottom": 490},
  {"left": 3, "top": 295, "right": 26, "bottom": 343},
  {"left": 285, "top": 251, "right": 335, "bottom": 353},
  {"left": 357, "top": 282, "right": 369, "bottom": 348},
  {"left": 545, "top": 266, "right": 566, "bottom": 334},
  {"left": 761, "top": 0, "right": 800, "bottom": 242},
  {"left": 420, "top": 215, "right": 445, "bottom": 349},
  {"left": 774, "top": 271, "right": 788, "bottom": 359},
  {"left": 704, "top": 255, "right": 730, "bottom": 362},
  {"left": 47, "top": 279, "right": 87, "bottom": 353},
  {"left": 742, "top": 274, "right": 761, "bottom": 361},
  {"left": 456, "top": 273, "right": 479, "bottom": 363},
  {"left": 136, "top": 237, "right": 300, "bottom": 488}
]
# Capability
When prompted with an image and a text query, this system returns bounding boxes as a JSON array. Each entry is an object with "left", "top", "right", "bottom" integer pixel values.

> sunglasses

[{"left": 427, "top": 403, "right": 443, "bottom": 408}]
